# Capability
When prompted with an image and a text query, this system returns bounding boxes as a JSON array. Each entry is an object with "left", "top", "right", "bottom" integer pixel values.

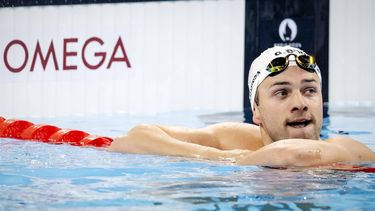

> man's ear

[{"left": 252, "top": 103, "right": 262, "bottom": 125}]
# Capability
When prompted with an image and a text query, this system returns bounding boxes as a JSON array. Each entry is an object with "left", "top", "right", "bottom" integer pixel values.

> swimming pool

[{"left": 1, "top": 105, "right": 375, "bottom": 210}]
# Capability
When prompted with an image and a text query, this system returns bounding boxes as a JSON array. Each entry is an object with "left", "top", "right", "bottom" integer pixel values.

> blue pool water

[{"left": 1, "top": 106, "right": 375, "bottom": 210}]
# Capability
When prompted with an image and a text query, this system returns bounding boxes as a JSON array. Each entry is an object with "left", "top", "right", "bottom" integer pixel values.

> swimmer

[{"left": 108, "top": 46, "right": 375, "bottom": 168}]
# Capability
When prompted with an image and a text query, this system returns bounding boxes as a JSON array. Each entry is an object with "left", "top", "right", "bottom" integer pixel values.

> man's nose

[{"left": 291, "top": 91, "right": 308, "bottom": 112}]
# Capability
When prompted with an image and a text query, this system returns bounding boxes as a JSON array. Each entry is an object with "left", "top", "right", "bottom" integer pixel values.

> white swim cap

[{"left": 248, "top": 46, "right": 322, "bottom": 110}]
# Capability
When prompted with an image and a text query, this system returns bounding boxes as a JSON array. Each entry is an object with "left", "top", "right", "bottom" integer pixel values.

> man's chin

[
  {"left": 286, "top": 125, "right": 318, "bottom": 140},
  {"left": 288, "top": 133, "right": 314, "bottom": 140}
]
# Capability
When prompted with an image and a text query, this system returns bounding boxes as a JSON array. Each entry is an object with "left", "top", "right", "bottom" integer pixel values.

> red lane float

[
  {"left": 0, "top": 116, "right": 5, "bottom": 124},
  {"left": 81, "top": 135, "right": 113, "bottom": 147},
  {"left": 21, "top": 124, "right": 61, "bottom": 142},
  {"left": 0, "top": 117, "right": 112, "bottom": 147},
  {"left": 349, "top": 166, "right": 375, "bottom": 173},
  {"left": 0, "top": 119, "right": 34, "bottom": 139},
  {"left": 48, "top": 129, "right": 90, "bottom": 146},
  {"left": 333, "top": 165, "right": 375, "bottom": 173}
]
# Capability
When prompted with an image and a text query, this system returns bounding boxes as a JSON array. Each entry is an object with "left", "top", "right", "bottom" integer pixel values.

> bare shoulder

[
  {"left": 206, "top": 122, "right": 259, "bottom": 130},
  {"left": 327, "top": 136, "right": 369, "bottom": 147},
  {"left": 327, "top": 136, "right": 375, "bottom": 161},
  {"left": 204, "top": 122, "right": 263, "bottom": 150},
  {"left": 205, "top": 122, "right": 260, "bottom": 138}
]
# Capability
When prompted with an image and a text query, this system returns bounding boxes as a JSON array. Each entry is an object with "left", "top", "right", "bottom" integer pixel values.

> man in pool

[{"left": 108, "top": 46, "right": 375, "bottom": 168}]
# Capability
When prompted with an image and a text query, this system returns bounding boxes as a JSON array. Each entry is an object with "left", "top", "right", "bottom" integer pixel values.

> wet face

[{"left": 252, "top": 65, "right": 323, "bottom": 145}]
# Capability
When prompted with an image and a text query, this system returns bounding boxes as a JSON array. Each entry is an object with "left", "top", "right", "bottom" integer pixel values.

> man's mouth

[{"left": 286, "top": 119, "right": 312, "bottom": 128}]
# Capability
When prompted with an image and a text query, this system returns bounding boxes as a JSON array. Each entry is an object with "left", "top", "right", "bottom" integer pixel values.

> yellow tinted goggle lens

[
  {"left": 296, "top": 55, "right": 316, "bottom": 71},
  {"left": 266, "top": 54, "right": 316, "bottom": 73},
  {"left": 266, "top": 57, "right": 288, "bottom": 73}
]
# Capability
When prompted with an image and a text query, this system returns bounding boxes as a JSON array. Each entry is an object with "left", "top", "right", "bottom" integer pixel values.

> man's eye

[
  {"left": 305, "top": 87, "right": 317, "bottom": 95},
  {"left": 275, "top": 90, "right": 288, "bottom": 97}
]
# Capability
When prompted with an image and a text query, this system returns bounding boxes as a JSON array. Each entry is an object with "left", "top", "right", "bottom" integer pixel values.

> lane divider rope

[{"left": 0, "top": 116, "right": 112, "bottom": 147}]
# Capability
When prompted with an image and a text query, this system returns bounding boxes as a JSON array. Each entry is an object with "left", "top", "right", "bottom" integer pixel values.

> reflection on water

[{"left": 147, "top": 167, "right": 372, "bottom": 210}]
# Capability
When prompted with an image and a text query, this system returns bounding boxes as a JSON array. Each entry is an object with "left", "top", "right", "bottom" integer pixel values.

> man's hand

[{"left": 236, "top": 138, "right": 375, "bottom": 167}]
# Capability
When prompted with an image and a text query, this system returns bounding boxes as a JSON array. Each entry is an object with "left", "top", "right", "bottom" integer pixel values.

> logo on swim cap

[
  {"left": 249, "top": 71, "right": 260, "bottom": 101},
  {"left": 278, "top": 18, "right": 297, "bottom": 42}
]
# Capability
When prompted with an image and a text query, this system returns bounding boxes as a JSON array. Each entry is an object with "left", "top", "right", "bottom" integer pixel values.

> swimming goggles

[{"left": 266, "top": 54, "right": 317, "bottom": 74}]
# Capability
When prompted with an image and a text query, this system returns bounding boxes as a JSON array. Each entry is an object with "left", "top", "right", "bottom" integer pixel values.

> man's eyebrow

[
  {"left": 270, "top": 81, "right": 291, "bottom": 87},
  {"left": 302, "top": 79, "right": 318, "bottom": 84},
  {"left": 270, "top": 79, "right": 318, "bottom": 88}
]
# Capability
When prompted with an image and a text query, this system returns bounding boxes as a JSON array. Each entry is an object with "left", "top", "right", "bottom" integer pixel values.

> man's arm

[
  {"left": 157, "top": 122, "right": 263, "bottom": 150},
  {"left": 327, "top": 136, "right": 375, "bottom": 161},
  {"left": 107, "top": 123, "right": 256, "bottom": 159},
  {"left": 236, "top": 138, "right": 375, "bottom": 167}
]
